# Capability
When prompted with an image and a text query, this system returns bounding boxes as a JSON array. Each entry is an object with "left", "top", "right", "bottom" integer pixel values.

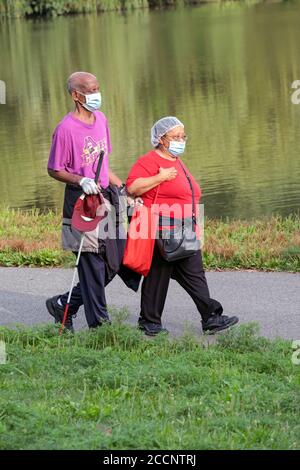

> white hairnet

[{"left": 151, "top": 116, "right": 184, "bottom": 147}]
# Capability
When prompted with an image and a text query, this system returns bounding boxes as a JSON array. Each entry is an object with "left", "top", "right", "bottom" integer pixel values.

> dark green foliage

[{"left": 0, "top": 0, "right": 214, "bottom": 17}]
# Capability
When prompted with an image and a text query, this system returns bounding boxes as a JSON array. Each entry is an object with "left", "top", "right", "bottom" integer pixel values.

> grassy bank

[
  {"left": 0, "top": 321, "right": 299, "bottom": 450},
  {"left": 0, "top": 0, "right": 256, "bottom": 18},
  {"left": 0, "top": 209, "right": 299, "bottom": 271}
]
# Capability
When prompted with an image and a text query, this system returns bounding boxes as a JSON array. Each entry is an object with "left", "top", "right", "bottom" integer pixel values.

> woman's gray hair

[{"left": 151, "top": 116, "right": 184, "bottom": 147}]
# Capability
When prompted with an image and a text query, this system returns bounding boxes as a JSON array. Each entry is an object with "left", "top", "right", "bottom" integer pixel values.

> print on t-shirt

[{"left": 81, "top": 136, "right": 108, "bottom": 167}]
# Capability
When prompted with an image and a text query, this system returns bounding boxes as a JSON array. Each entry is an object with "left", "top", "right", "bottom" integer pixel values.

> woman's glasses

[{"left": 163, "top": 134, "right": 188, "bottom": 142}]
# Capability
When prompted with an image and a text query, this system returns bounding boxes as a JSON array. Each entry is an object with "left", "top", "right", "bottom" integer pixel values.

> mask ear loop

[
  {"left": 74, "top": 90, "right": 85, "bottom": 110},
  {"left": 159, "top": 135, "right": 169, "bottom": 152},
  {"left": 161, "top": 135, "right": 175, "bottom": 157}
]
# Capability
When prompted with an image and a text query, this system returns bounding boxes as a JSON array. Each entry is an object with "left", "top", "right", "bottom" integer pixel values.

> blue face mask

[
  {"left": 77, "top": 91, "right": 102, "bottom": 112},
  {"left": 167, "top": 140, "right": 186, "bottom": 157}
]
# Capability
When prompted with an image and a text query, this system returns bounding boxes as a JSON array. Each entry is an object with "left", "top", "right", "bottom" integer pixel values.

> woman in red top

[{"left": 126, "top": 116, "right": 239, "bottom": 336}]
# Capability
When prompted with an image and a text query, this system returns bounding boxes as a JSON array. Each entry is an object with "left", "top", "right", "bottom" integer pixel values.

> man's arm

[
  {"left": 109, "top": 169, "right": 122, "bottom": 187},
  {"left": 48, "top": 168, "right": 99, "bottom": 195},
  {"left": 49, "top": 169, "right": 123, "bottom": 187},
  {"left": 48, "top": 168, "right": 82, "bottom": 186},
  {"left": 108, "top": 168, "right": 144, "bottom": 206}
]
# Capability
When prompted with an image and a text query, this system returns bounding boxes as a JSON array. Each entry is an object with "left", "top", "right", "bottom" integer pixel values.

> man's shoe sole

[
  {"left": 46, "top": 298, "right": 74, "bottom": 333},
  {"left": 46, "top": 298, "right": 62, "bottom": 324},
  {"left": 203, "top": 317, "right": 239, "bottom": 335}
]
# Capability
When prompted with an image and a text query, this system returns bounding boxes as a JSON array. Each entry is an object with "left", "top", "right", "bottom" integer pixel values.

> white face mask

[
  {"left": 76, "top": 91, "right": 102, "bottom": 112},
  {"left": 167, "top": 140, "right": 186, "bottom": 157}
]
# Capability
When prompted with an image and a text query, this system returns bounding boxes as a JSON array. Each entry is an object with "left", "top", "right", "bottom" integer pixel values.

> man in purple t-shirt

[{"left": 46, "top": 71, "right": 127, "bottom": 332}]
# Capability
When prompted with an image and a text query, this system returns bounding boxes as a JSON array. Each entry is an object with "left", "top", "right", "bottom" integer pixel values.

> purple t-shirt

[{"left": 47, "top": 111, "right": 111, "bottom": 188}]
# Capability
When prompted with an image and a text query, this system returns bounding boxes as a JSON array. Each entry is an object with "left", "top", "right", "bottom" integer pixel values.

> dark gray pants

[
  {"left": 60, "top": 252, "right": 109, "bottom": 328},
  {"left": 140, "top": 246, "right": 223, "bottom": 325}
]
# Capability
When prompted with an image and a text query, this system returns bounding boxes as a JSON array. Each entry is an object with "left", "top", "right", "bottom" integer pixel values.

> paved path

[{"left": 0, "top": 268, "right": 299, "bottom": 340}]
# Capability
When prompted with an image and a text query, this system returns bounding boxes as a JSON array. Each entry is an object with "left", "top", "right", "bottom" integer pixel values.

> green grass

[
  {"left": 0, "top": 208, "right": 299, "bottom": 271},
  {"left": 0, "top": 319, "right": 299, "bottom": 450}
]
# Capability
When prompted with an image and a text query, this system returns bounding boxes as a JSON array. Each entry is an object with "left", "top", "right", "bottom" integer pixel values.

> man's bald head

[{"left": 67, "top": 72, "right": 99, "bottom": 95}]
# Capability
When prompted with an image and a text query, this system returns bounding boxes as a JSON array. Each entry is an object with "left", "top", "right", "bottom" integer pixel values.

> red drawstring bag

[{"left": 123, "top": 188, "right": 159, "bottom": 277}]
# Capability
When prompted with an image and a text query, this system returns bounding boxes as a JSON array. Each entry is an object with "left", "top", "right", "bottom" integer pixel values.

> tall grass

[{"left": 0, "top": 208, "right": 299, "bottom": 270}]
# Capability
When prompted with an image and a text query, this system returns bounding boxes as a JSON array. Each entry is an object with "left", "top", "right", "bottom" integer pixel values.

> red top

[{"left": 126, "top": 150, "right": 201, "bottom": 218}]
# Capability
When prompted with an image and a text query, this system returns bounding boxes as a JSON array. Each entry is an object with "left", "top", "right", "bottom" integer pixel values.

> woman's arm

[{"left": 127, "top": 167, "right": 177, "bottom": 197}]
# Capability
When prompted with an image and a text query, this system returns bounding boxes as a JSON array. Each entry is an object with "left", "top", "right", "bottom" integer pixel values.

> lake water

[{"left": 0, "top": 1, "right": 300, "bottom": 219}]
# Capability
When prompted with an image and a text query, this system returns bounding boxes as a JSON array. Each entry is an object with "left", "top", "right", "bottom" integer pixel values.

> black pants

[
  {"left": 60, "top": 252, "right": 109, "bottom": 329},
  {"left": 140, "top": 246, "right": 223, "bottom": 325}
]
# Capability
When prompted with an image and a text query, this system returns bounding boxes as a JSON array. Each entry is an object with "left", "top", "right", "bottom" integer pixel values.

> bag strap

[
  {"left": 177, "top": 159, "right": 196, "bottom": 228},
  {"left": 152, "top": 178, "right": 160, "bottom": 205}
]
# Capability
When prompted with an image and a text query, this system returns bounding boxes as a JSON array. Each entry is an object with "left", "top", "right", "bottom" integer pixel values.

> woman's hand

[
  {"left": 126, "top": 168, "right": 177, "bottom": 197},
  {"left": 126, "top": 195, "right": 144, "bottom": 207},
  {"left": 134, "top": 197, "right": 144, "bottom": 206},
  {"left": 158, "top": 167, "right": 177, "bottom": 182}
]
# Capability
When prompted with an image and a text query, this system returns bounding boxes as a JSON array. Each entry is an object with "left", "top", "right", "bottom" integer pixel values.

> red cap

[{"left": 71, "top": 193, "right": 106, "bottom": 232}]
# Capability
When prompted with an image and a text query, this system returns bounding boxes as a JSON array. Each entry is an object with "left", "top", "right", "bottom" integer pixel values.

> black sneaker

[
  {"left": 89, "top": 319, "right": 112, "bottom": 329},
  {"left": 202, "top": 314, "right": 239, "bottom": 334},
  {"left": 46, "top": 295, "right": 75, "bottom": 333},
  {"left": 138, "top": 320, "right": 169, "bottom": 337}
]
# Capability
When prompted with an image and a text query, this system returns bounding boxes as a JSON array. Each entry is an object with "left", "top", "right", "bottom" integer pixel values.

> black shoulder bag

[{"left": 156, "top": 160, "right": 201, "bottom": 262}]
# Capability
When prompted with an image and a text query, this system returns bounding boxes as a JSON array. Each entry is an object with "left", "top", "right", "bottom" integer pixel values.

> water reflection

[{"left": 0, "top": 2, "right": 300, "bottom": 218}]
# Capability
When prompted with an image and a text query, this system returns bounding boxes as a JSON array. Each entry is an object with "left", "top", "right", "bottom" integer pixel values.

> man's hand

[{"left": 79, "top": 177, "right": 99, "bottom": 195}]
